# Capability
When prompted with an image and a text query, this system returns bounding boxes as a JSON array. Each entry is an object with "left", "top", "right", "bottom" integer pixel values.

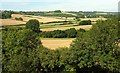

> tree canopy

[{"left": 26, "top": 19, "right": 40, "bottom": 32}]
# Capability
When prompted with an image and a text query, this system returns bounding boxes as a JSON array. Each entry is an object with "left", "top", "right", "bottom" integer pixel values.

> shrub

[
  {"left": 79, "top": 20, "right": 91, "bottom": 25},
  {"left": 15, "top": 17, "right": 23, "bottom": 21},
  {"left": 78, "top": 28, "right": 86, "bottom": 32}
]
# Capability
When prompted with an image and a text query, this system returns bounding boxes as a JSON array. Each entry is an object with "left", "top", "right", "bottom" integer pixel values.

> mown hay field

[
  {"left": 12, "top": 14, "right": 64, "bottom": 23},
  {"left": 0, "top": 19, "right": 26, "bottom": 26},
  {"left": 41, "top": 38, "right": 75, "bottom": 50},
  {"left": 1, "top": 14, "right": 65, "bottom": 26}
]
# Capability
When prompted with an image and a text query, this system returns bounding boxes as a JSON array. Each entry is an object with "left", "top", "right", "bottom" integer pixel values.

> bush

[
  {"left": 79, "top": 20, "right": 91, "bottom": 25},
  {"left": 15, "top": 17, "right": 23, "bottom": 21},
  {"left": 78, "top": 28, "right": 86, "bottom": 32}
]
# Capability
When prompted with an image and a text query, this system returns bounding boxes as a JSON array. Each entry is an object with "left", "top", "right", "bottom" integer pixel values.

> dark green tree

[{"left": 26, "top": 19, "right": 40, "bottom": 32}]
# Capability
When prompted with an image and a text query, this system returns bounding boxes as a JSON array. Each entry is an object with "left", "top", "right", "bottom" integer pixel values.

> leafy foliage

[
  {"left": 65, "top": 28, "right": 77, "bottom": 38},
  {"left": 79, "top": 20, "right": 92, "bottom": 25},
  {"left": 2, "top": 27, "right": 42, "bottom": 72},
  {"left": 40, "top": 28, "right": 82, "bottom": 38},
  {"left": 70, "top": 17, "right": 120, "bottom": 72},
  {"left": 26, "top": 19, "right": 40, "bottom": 32},
  {"left": 0, "top": 11, "right": 11, "bottom": 19},
  {"left": 54, "top": 10, "right": 62, "bottom": 13},
  {"left": 1, "top": 17, "right": 120, "bottom": 73}
]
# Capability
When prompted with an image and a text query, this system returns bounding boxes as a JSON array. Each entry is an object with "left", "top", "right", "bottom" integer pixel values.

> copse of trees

[
  {"left": 52, "top": 30, "right": 67, "bottom": 38},
  {"left": 79, "top": 20, "right": 92, "bottom": 25},
  {"left": 26, "top": 19, "right": 40, "bottom": 32},
  {"left": 40, "top": 30, "right": 67, "bottom": 38},
  {"left": 0, "top": 11, "right": 11, "bottom": 19},
  {"left": 40, "top": 28, "right": 84, "bottom": 38}
]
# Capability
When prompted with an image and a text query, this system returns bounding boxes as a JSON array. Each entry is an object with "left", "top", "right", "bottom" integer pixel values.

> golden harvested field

[
  {"left": 41, "top": 25, "right": 92, "bottom": 31},
  {"left": 41, "top": 38, "right": 75, "bottom": 50},
  {"left": 12, "top": 14, "right": 64, "bottom": 23},
  {"left": 1, "top": 14, "right": 106, "bottom": 26},
  {"left": 1, "top": 14, "right": 64, "bottom": 26},
  {"left": 0, "top": 19, "right": 26, "bottom": 26}
]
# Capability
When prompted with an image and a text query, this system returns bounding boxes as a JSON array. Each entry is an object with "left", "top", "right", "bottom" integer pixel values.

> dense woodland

[{"left": 1, "top": 16, "right": 120, "bottom": 73}]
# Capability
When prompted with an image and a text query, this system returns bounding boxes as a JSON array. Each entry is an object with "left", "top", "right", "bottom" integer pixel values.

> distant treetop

[{"left": 54, "top": 10, "right": 62, "bottom": 13}]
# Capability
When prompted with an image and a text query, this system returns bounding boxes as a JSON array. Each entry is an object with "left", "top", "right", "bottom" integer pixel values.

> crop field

[
  {"left": 1, "top": 14, "right": 107, "bottom": 26},
  {"left": 12, "top": 14, "right": 64, "bottom": 23},
  {"left": 41, "top": 38, "right": 75, "bottom": 50},
  {"left": 0, "top": 19, "right": 26, "bottom": 26}
]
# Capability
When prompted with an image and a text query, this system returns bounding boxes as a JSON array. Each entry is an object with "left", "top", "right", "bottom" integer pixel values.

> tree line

[{"left": 40, "top": 28, "right": 85, "bottom": 38}]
